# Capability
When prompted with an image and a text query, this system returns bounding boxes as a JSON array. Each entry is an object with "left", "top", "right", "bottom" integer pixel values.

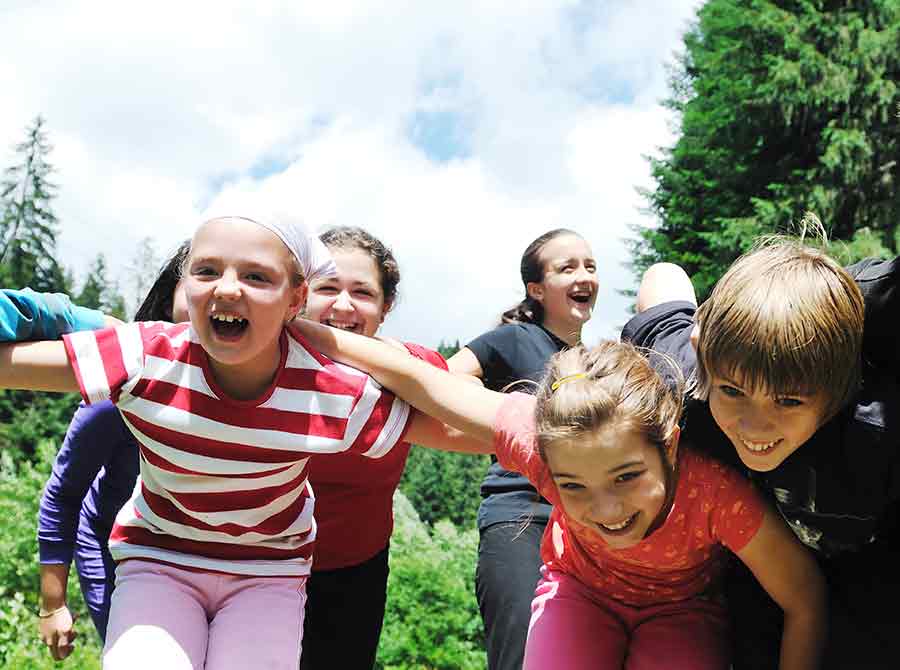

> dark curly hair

[
  {"left": 318, "top": 226, "right": 400, "bottom": 309},
  {"left": 135, "top": 240, "right": 191, "bottom": 322}
]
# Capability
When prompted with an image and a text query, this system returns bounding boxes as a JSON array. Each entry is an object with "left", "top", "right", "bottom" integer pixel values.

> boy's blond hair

[
  {"left": 535, "top": 341, "right": 683, "bottom": 460},
  {"left": 693, "top": 231, "right": 864, "bottom": 418}
]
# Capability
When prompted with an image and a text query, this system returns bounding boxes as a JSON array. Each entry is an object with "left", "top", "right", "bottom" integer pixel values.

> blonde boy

[{"left": 624, "top": 239, "right": 900, "bottom": 670}]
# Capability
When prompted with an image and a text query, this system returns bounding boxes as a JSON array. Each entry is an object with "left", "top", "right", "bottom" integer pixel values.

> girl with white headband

[{"left": 0, "top": 215, "right": 426, "bottom": 669}]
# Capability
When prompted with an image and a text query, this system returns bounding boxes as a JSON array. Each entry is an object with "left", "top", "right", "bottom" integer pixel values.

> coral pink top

[{"left": 494, "top": 393, "right": 766, "bottom": 607}]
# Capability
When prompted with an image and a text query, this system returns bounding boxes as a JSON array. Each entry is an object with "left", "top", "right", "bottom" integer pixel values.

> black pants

[
  {"left": 300, "top": 546, "right": 390, "bottom": 670},
  {"left": 475, "top": 520, "right": 546, "bottom": 670},
  {"left": 728, "top": 542, "right": 900, "bottom": 670}
]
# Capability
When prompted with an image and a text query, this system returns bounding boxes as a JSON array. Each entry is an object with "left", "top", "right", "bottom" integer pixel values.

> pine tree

[
  {"left": 126, "top": 237, "right": 161, "bottom": 318},
  {"left": 77, "top": 254, "right": 127, "bottom": 320},
  {"left": 633, "top": 0, "right": 900, "bottom": 299},
  {"left": 0, "top": 116, "right": 66, "bottom": 292}
]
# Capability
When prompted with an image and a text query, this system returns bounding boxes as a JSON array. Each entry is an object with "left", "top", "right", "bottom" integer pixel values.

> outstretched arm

[
  {"left": 736, "top": 508, "right": 827, "bottom": 670},
  {"left": 0, "top": 341, "right": 78, "bottom": 392},
  {"left": 293, "top": 319, "right": 505, "bottom": 444},
  {"left": 636, "top": 263, "right": 698, "bottom": 313},
  {"left": 405, "top": 413, "right": 494, "bottom": 454},
  {"left": 1, "top": 288, "right": 108, "bottom": 341}
]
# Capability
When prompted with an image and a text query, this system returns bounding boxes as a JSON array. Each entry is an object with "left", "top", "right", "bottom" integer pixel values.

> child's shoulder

[
  {"left": 497, "top": 392, "right": 538, "bottom": 428},
  {"left": 677, "top": 445, "right": 747, "bottom": 489},
  {"left": 283, "top": 326, "right": 378, "bottom": 394},
  {"left": 474, "top": 321, "right": 537, "bottom": 347},
  {"left": 131, "top": 320, "right": 191, "bottom": 350}
]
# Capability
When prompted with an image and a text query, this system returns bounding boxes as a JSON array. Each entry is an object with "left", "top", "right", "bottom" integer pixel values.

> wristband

[{"left": 37, "top": 604, "right": 67, "bottom": 618}]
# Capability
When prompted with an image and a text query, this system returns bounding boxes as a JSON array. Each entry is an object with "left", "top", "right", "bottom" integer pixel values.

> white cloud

[{"left": 0, "top": 0, "right": 698, "bottom": 348}]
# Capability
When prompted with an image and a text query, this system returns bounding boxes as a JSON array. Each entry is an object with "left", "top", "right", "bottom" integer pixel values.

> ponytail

[{"left": 500, "top": 297, "right": 543, "bottom": 325}]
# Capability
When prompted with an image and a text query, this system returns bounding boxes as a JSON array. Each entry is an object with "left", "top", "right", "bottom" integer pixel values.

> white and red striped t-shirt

[{"left": 62, "top": 321, "right": 412, "bottom": 577}]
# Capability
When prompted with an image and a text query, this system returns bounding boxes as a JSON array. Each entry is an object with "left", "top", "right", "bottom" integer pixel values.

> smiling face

[
  {"left": 305, "top": 247, "right": 389, "bottom": 338},
  {"left": 527, "top": 234, "right": 598, "bottom": 341},
  {"left": 708, "top": 371, "right": 829, "bottom": 472},
  {"left": 184, "top": 217, "right": 307, "bottom": 397},
  {"left": 546, "top": 422, "right": 675, "bottom": 550}
]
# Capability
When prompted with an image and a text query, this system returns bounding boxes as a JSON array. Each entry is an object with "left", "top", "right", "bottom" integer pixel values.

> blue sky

[{"left": 0, "top": 0, "right": 700, "bottom": 348}]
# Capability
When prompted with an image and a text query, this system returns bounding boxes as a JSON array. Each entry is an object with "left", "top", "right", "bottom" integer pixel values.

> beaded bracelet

[{"left": 37, "top": 604, "right": 68, "bottom": 619}]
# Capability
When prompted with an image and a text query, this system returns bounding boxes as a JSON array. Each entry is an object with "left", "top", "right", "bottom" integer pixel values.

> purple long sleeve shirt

[{"left": 38, "top": 401, "right": 139, "bottom": 638}]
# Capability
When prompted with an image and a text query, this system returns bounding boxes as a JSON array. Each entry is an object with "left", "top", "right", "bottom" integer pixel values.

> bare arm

[
  {"left": 736, "top": 509, "right": 827, "bottom": 670},
  {"left": 447, "top": 346, "right": 484, "bottom": 378},
  {"left": 0, "top": 341, "right": 78, "bottom": 392},
  {"left": 293, "top": 319, "right": 505, "bottom": 444},
  {"left": 636, "top": 263, "right": 698, "bottom": 313},
  {"left": 405, "top": 413, "right": 495, "bottom": 454}
]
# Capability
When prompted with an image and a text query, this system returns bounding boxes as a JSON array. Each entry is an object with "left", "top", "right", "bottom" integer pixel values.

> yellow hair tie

[{"left": 551, "top": 373, "right": 587, "bottom": 391}]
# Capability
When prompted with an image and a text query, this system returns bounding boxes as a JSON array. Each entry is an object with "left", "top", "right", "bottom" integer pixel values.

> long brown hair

[{"left": 535, "top": 341, "right": 683, "bottom": 471}]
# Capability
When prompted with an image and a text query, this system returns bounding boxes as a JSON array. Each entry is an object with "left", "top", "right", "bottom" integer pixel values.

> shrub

[
  {"left": 0, "top": 441, "right": 102, "bottom": 668},
  {"left": 377, "top": 492, "right": 485, "bottom": 670}
]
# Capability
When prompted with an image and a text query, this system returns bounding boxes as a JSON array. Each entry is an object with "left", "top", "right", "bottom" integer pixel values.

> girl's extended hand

[{"left": 38, "top": 604, "right": 77, "bottom": 661}]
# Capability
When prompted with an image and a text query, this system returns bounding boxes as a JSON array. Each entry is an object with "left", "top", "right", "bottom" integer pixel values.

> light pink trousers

[{"left": 103, "top": 559, "right": 307, "bottom": 670}]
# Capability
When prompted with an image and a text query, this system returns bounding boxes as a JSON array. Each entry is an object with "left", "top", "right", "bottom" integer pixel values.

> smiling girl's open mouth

[
  {"left": 597, "top": 511, "right": 639, "bottom": 536},
  {"left": 211, "top": 313, "right": 249, "bottom": 340},
  {"left": 569, "top": 289, "right": 593, "bottom": 305}
]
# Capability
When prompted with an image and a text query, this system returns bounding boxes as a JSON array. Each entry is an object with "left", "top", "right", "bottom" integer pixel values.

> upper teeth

[
  {"left": 326, "top": 321, "right": 358, "bottom": 331},
  {"left": 212, "top": 314, "right": 245, "bottom": 323},
  {"left": 742, "top": 438, "right": 778, "bottom": 452},
  {"left": 601, "top": 514, "right": 634, "bottom": 531}
]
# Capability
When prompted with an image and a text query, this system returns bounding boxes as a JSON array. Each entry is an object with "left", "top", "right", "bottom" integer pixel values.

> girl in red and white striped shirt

[{"left": 0, "top": 215, "right": 416, "bottom": 670}]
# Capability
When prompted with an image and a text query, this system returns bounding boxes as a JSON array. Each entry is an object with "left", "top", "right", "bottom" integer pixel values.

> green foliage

[
  {"left": 0, "top": 117, "right": 126, "bottom": 319},
  {"left": 0, "top": 391, "right": 80, "bottom": 458},
  {"left": 76, "top": 254, "right": 127, "bottom": 320},
  {"left": 635, "top": 0, "right": 900, "bottom": 299},
  {"left": 0, "top": 116, "right": 67, "bottom": 293},
  {"left": 400, "top": 448, "right": 489, "bottom": 528},
  {"left": 377, "top": 492, "right": 484, "bottom": 670},
  {"left": 0, "top": 442, "right": 102, "bottom": 668},
  {"left": 437, "top": 340, "right": 461, "bottom": 360}
]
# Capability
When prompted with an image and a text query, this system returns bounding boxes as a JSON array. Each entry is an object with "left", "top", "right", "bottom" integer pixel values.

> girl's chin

[
  {"left": 568, "top": 307, "right": 593, "bottom": 322},
  {"left": 602, "top": 535, "right": 642, "bottom": 550}
]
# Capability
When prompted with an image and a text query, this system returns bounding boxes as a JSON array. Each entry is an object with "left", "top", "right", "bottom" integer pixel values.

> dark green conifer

[
  {"left": 0, "top": 116, "right": 66, "bottom": 292},
  {"left": 634, "top": 0, "right": 900, "bottom": 298}
]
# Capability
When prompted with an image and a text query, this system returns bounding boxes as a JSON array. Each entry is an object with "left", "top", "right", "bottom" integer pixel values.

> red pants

[{"left": 524, "top": 569, "right": 730, "bottom": 670}]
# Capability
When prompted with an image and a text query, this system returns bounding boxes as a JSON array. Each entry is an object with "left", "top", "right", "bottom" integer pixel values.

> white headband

[{"left": 210, "top": 215, "right": 336, "bottom": 282}]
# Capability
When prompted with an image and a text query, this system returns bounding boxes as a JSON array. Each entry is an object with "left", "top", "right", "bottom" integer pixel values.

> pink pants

[
  {"left": 525, "top": 570, "right": 730, "bottom": 670},
  {"left": 103, "top": 559, "right": 307, "bottom": 670}
]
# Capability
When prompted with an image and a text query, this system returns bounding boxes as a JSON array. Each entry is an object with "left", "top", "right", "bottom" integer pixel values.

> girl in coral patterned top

[{"left": 292, "top": 323, "right": 827, "bottom": 670}]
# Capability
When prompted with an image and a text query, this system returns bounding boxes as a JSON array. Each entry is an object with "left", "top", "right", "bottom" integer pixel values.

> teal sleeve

[{"left": 0, "top": 288, "right": 106, "bottom": 341}]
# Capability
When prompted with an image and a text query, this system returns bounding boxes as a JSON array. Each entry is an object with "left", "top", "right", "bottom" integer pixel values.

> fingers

[
  {"left": 38, "top": 606, "right": 76, "bottom": 661},
  {"left": 49, "top": 629, "right": 77, "bottom": 661}
]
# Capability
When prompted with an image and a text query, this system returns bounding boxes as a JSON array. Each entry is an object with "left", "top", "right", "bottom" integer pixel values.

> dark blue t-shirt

[{"left": 467, "top": 322, "right": 568, "bottom": 530}]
